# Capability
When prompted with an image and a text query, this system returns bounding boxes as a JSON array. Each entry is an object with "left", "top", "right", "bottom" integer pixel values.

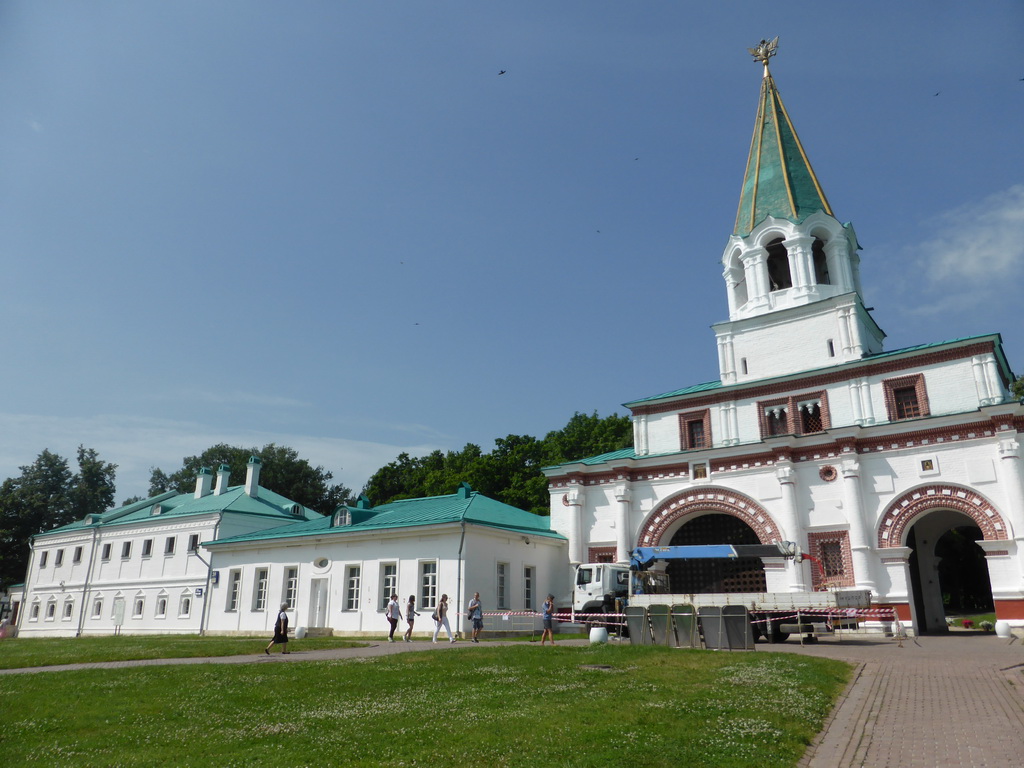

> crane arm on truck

[{"left": 629, "top": 541, "right": 799, "bottom": 571}]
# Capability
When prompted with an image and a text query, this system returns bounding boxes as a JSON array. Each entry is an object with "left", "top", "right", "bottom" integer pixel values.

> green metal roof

[
  {"left": 39, "top": 485, "right": 320, "bottom": 537},
  {"left": 734, "top": 67, "right": 832, "bottom": 236},
  {"left": 206, "top": 487, "right": 565, "bottom": 548}
]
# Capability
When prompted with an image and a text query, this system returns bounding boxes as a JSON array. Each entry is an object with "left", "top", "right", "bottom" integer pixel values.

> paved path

[
  {"left": 4, "top": 633, "right": 1024, "bottom": 767},
  {"left": 776, "top": 633, "right": 1024, "bottom": 767}
]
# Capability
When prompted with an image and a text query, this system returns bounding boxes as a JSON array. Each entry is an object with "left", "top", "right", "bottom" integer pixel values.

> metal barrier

[
  {"left": 698, "top": 605, "right": 754, "bottom": 650},
  {"left": 647, "top": 604, "right": 673, "bottom": 646},
  {"left": 670, "top": 603, "right": 699, "bottom": 648},
  {"left": 624, "top": 605, "right": 651, "bottom": 645}
]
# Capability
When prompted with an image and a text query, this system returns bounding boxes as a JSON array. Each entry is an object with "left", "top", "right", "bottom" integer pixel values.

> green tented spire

[{"left": 734, "top": 40, "right": 833, "bottom": 237}]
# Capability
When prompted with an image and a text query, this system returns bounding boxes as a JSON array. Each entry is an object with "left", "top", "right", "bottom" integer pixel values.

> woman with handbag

[{"left": 431, "top": 593, "right": 456, "bottom": 643}]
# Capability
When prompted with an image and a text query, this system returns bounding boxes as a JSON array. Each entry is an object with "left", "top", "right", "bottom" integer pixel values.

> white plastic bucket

[{"left": 589, "top": 626, "right": 609, "bottom": 644}]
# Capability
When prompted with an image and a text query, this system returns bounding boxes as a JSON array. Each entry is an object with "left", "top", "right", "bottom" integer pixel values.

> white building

[
  {"left": 203, "top": 483, "right": 567, "bottom": 638},
  {"left": 544, "top": 45, "right": 1024, "bottom": 635},
  {"left": 16, "top": 458, "right": 320, "bottom": 637}
]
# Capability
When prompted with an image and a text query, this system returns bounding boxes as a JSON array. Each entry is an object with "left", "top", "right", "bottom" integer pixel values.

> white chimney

[
  {"left": 194, "top": 468, "right": 213, "bottom": 498},
  {"left": 214, "top": 464, "right": 231, "bottom": 495},
  {"left": 245, "top": 456, "right": 262, "bottom": 497}
]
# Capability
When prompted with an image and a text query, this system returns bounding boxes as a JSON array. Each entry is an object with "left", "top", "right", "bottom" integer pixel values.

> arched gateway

[{"left": 637, "top": 488, "right": 781, "bottom": 547}]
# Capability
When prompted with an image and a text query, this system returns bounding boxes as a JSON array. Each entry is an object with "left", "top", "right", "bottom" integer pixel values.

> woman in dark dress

[{"left": 265, "top": 602, "right": 290, "bottom": 654}]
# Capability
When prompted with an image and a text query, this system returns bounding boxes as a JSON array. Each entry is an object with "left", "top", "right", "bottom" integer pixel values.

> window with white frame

[
  {"left": 179, "top": 592, "right": 193, "bottom": 618},
  {"left": 38, "top": 551, "right": 48, "bottom": 568},
  {"left": 226, "top": 570, "right": 242, "bottom": 611},
  {"left": 73, "top": 546, "right": 83, "bottom": 564},
  {"left": 62, "top": 600, "right": 74, "bottom": 620},
  {"left": 380, "top": 563, "right": 398, "bottom": 610},
  {"left": 121, "top": 541, "right": 132, "bottom": 560},
  {"left": 419, "top": 561, "right": 437, "bottom": 609},
  {"left": 155, "top": 594, "right": 168, "bottom": 619},
  {"left": 345, "top": 566, "right": 361, "bottom": 611},
  {"left": 497, "top": 562, "right": 508, "bottom": 609},
  {"left": 283, "top": 567, "right": 298, "bottom": 610},
  {"left": 45, "top": 600, "right": 56, "bottom": 621},
  {"left": 142, "top": 539, "right": 153, "bottom": 557},
  {"left": 92, "top": 598, "right": 103, "bottom": 619},
  {"left": 187, "top": 534, "right": 200, "bottom": 553},
  {"left": 132, "top": 596, "right": 145, "bottom": 618},
  {"left": 30, "top": 602, "right": 40, "bottom": 621},
  {"left": 101, "top": 543, "right": 111, "bottom": 561},
  {"left": 523, "top": 566, "right": 535, "bottom": 610},
  {"left": 253, "top": 568, "right": 269, "bottom": 611},
  {"left": 55, "top": 549, "right": 64, "bottom": 567},
  {"left": 165, "top": 536, "right": 176, "bottom": 555}
]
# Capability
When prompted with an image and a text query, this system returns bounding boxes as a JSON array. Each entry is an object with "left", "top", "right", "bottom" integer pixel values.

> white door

[{"left": 308, "top": 579, "right": 328, "bottom": 628}]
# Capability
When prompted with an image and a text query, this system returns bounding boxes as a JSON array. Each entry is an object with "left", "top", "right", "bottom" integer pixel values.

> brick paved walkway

[
  {"left": 777, "top": 633, "right": 1024, "bottom": 767},
  {"left": 4, "top": 633, "right": 1023, "bottom": 766}
]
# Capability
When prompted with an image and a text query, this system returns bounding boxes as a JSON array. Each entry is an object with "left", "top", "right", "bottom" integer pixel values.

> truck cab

[{"left": 573, "top": 563, "right": 629, "bottom": 613}]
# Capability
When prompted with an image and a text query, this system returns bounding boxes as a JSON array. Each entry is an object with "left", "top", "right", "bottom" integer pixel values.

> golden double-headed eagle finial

[{"left": 748, "top": 37, "right": 779, "bottom": 68}]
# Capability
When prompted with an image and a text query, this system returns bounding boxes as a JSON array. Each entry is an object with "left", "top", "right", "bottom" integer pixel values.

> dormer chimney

[
  {"left": 194, "top": 468, "right": 213, "bottom": 498},
  {"left": 214, "top": 464, "right": 231, "bottom": 495},
  {"left": 245, "top": 456, "right": 261, "bottom": 497}
]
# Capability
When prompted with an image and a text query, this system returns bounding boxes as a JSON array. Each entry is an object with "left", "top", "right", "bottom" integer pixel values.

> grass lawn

[
  {"left": 0, "top": 634, "right": 366, "bottom": 670},
  {"left": 0, "top": 643, "right": 851, "bottom": 767}
]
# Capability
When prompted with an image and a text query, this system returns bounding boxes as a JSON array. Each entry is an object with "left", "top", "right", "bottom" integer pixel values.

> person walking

[
  {"left": 540, "top": 594, "right": 556, "bottom": 645},
  {"left": 467, "top": 591, "right": 483, "bottom": 643},
  {"left": 404, "top": 595, "right": 421, "bottom": 642},
  {"left": 264, "top": 603, "right": 290, "bottom": 654},
  {"left": 385, "top": 593, "right": 403, "bottom": 642},
  {"left": 432, "top": 593, "right": 455, "bottom": 643}
]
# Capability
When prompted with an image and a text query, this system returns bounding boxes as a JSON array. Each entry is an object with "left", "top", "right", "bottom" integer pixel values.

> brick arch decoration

[
  {"left": 877, "top": 484, "right": 1010, "bottom": 548},
  {"left": 636, "top": 487, "right": 781, "bottom": 548}
]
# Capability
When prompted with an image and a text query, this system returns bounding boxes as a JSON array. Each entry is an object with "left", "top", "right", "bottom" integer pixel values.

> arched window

[
  {"left": 812, "top": 238, "right": 830, "bottom": 285},
  {"left": 765, "top": 238, "right": 792, "bottom": 291}
]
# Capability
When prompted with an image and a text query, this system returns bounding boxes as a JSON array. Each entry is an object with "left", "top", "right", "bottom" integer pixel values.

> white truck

[{"left": 572, "top": 543, "right": 872, "bottom": 642}]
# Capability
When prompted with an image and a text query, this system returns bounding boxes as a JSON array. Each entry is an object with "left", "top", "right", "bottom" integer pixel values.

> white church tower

[{"left": 715, "top": 37, "right": 884, "bottom": 387}]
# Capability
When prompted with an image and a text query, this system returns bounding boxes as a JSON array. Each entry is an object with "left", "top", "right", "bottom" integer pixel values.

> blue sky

[{"left": 1, "top": 2, "right": 1022, "bottom": 502}]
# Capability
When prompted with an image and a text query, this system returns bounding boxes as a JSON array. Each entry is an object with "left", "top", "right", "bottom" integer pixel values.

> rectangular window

[
  {"left": 39, "top": 551, "right": 49, "bottom": 568},
  {"left": 380, "top": 563, "right": 398, "bottom": 610},
  {"left": 345, "top": 566, "right": 361, "bottom": 611},
  {"left": 30, "top": 603, "right": 40, "bottom": 621},
  {"left": 92, "top": 599, "right": 103, "bottom": 619},
  {"left": 497, "top": 562, "right": 508, "bottom": 609},
  {"left": 132, "top": 598, "right": 145, "bottom": 618},
  {"left": 226, "top": 570, "right": 242, "bottom": 612},
  {"left": 73, "top": 546, "right": 83, "bottom": 564},
  {"left": 142, "top": 539, "right": 153, "bottom": 558},
  {"left": 821, "top": 542, "right": 845, "bottom": 581},
  {"left": 187, "top": 534, "right": 199, "bottom": 553},
  {"left": 45, "top": 602, "right": 56, "bottom": 620},
  {"left": 766, "top": 407, "right": 789, "bottom": 436},
  {"left": 679, "top": 409, "right": 711, "bottom": 450},
  {"left": 799, "top": 401, "right": 823, "bottom": 433},
  {"left": 179, "top": 594, "right": 193, "bottom": 618},
  {"left": 883, "top": 374, "right": 930, "bottom": 422},
  {"left": 894, "top": 387, "right": 920, "bottom": 419},
  {"left": 419, "top": 561, "right": 437, "bottom": 609},
  {"left": 165, "top": 537, "right": 176, "bottom": 555},
  {"left": 523, "top": 566, "right": 535, "bottom": 611},
  {"left": 283, "top": 567, "right": 298, "bottom": 610},
  {"left": 55, "top": 549, "right": 64, "bottom": 567},
  {"left": 62, "top": 601, "right": 74, "bottom": 620},
  {"left": 101, "top": 543, "right": 111, "bottom": 561},
  {"left": 155, "top": 596, "right": 168, "bottom": 619},
  {"left": 253, "top": 568, "right": 269, "bottom": 611},
  {"left": 121, "top": 541, "right": 132, "bottom": 560}
]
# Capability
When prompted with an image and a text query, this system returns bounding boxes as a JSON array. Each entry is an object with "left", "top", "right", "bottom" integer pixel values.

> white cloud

[
  {"left": 919, "top": 184, "right": 1024, "bottom": 286},
  {"left": 0, "top": 413, "right": 439, "bottom": 505}
]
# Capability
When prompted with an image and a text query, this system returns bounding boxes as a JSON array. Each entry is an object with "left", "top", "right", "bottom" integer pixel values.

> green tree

[
  {"left": 70, "top": 445, "right": 117, "bottom": 521},
  {"left": 149, "top": 443, "right": 353, "bottom": 515},
  {"left": 0, "top": 449, "right": 77, "bottom": 588},
  {"left": 362, "top": 411, "right": 633, "bottom": 515}
]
